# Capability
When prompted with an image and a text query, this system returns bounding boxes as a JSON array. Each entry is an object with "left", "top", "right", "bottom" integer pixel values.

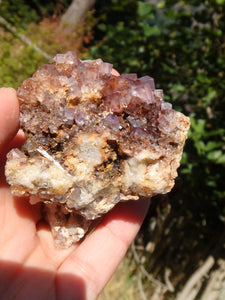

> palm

[
  {"left": 0, "top": 88, "right": 150, "bottom": 299},
  {"left": 0, "top": 181, "right": 85, "bottom": 299}
]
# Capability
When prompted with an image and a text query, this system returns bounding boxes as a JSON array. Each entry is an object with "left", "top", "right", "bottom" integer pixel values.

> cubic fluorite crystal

[{"left": 5, "top": 51, "right": 190, "bottom": 248}]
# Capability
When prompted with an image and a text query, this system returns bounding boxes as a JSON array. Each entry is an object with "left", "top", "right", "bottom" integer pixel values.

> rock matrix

[{"left": 5, "top": 51, "right": 190, "bottom": 248}]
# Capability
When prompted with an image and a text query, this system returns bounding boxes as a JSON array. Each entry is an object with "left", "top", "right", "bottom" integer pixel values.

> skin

[{"left": 0, "top": 87, "right": 150, "bottom": 300}]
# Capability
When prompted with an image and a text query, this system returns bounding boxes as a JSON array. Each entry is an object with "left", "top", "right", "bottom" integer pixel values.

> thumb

[{"left": 0, "top": 88, "right": 19, "bottom": 154}]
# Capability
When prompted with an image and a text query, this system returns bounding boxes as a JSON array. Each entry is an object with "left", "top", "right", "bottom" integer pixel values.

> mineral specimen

[{"left": 5, "top": 51, "right": 190, "bottom": 248}]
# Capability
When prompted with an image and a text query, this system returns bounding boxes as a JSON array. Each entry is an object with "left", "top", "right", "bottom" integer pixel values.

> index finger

[{"left": 0, "top": 88, "right": 19, "bottom": 154}]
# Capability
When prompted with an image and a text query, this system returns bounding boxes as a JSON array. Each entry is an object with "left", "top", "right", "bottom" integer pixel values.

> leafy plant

[
  {"left": 0, "top": 0, "right": 71, "bottom": 28},
  {"left": 89, "top": 0, "right": 225, "bottom": 294},
  {"left": 89, "top": 0, "right": 225, "bottom": 207}
]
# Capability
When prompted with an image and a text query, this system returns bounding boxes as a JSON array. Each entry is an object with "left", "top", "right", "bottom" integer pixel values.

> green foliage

[
  {"left": 0, "top": 0, "right": 71, "bottom": 28},
  {"left": 89, "top": 3, "right": 225, "bottom": 283},
  {"left": 0, "top": 1, "right": 39, "bottom": 28},
  {"left": 90, "top": 0, "right": 225, "bottom": 211},
  {"left": 0, "top": 29, "right": 47, "bottom": 88},
  {"left": 0, "top": 1, "right": 93, "bottom": 88}
]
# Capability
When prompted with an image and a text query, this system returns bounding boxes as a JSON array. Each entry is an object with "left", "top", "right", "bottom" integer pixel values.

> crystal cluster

[{"left": 5, "top": 51, "right": 190, "bottom": 248}]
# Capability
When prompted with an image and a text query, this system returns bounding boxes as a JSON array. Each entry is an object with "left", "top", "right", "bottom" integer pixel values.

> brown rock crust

[{"left": 5, "top": 51, "right": 190, "bottom": 248}]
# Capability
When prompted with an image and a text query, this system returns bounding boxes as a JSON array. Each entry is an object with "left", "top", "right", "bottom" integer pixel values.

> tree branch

[
  {"left": 176, "top": 256, "right": 215, "bottom": 300},
  {"left": 0, "top": 16, "right": 52, "bottom": 61}
]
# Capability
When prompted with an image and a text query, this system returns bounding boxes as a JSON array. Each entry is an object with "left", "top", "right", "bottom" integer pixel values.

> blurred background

[{"left": 0, "top": 0, "right": 225, "bottom": 299}]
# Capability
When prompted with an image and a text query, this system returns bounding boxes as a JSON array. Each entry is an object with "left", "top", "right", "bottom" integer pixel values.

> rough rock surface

[{"left": 5, "top": 51, "right": 190, "bottom": 248}]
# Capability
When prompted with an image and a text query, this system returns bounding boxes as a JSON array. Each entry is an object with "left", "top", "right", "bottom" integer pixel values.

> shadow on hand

[{"left": 0, "top": 260, "right": 86, "bottom": 300}]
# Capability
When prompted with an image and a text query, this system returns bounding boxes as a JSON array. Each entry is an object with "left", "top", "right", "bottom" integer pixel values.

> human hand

[{"left": 0, "top": 87, "right": 150, "bottom": 300}]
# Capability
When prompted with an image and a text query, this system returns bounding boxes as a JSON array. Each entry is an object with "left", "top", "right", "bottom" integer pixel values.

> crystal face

[{"left": 5, "top": 51, "right": 190, "bottom": 248}]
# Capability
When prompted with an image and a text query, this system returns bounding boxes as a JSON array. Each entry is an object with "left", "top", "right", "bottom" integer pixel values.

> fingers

[
  {"left": 57, "top": 198, "right": 150, "bottom": 299},
  {"left": 0, "top": 88, "right": 19, "bottom": 154}
]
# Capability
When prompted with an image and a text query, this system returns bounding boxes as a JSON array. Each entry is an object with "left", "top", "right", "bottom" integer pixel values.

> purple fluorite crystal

[{"left": 5, "top": 51, "right": 190, "bottom": 248}]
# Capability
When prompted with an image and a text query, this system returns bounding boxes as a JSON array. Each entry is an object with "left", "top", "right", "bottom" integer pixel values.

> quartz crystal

[{"left": 5, "top": 51, "right": 190, "bottom": 248}]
